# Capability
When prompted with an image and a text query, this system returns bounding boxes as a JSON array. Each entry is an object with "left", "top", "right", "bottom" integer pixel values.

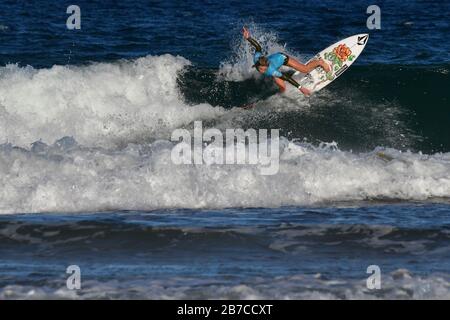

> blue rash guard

[{"left": 254, "top": 52, "right": 286, "bottom": 77}]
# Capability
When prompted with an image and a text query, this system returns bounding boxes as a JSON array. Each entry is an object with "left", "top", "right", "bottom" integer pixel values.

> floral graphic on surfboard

[
  {"left": 325, "top": 44, "right": 355, "bottom": 72},
  {"left": 293, "top": 34, "right": 369, "bottom": 94}
]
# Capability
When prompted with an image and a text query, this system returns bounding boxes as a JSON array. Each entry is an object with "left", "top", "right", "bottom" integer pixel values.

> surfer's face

[
  {"left": 257, "top": 65, "right": 268, "bottom": 73},
  {"left": 255, "top": 56, "right": 269, "bottom": 74}
]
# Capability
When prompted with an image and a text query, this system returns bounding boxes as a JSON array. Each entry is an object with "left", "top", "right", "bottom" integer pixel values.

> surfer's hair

[
  {"left": 257, "top": 56, "right": 269, "bottom": 66},
  {"left": 253, "top": 56, "right": 269, "bottom": 70}
]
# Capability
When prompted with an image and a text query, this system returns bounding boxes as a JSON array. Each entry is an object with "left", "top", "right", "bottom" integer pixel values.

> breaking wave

[{"left": 0, "top": 53, "right": 449, "bottom": 213}]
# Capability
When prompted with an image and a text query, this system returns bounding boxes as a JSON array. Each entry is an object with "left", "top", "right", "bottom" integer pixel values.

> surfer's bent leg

[{"left": 284, "top": 55, "right": 330, "bottom": 73}]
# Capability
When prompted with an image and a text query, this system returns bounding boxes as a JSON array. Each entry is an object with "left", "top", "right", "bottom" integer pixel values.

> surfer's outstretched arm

[
  {"left": 274, "top": 77, "right": 286, "bottom": 92},
  {"left": 278, "top": 73, "right": 312, "bottom": 96},
  {"left": 242, "top": 27, "right": 262, "bottom": 52},
  {"left": 280, "top": 73, "right": 300, "bottom": 89},
  {"left": 247, "top": 37, "right": 262, "bottom": 52}
]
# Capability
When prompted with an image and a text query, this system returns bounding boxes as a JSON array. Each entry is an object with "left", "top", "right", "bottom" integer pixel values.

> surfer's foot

[
  {"left": 299, "top": 87, "right": 312, "bottom": 96},
  {"left": 318, "top": 59, "right": 331, "bottom": 73}
]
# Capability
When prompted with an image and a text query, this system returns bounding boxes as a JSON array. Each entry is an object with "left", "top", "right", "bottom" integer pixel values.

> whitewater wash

[{"left": 171, "top": 121, "right": 280, "bottom": 175}]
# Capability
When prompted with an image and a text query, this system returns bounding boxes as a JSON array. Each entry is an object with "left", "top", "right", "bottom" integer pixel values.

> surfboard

[{"left": 293, "top": 34, "right": 369, "bottom": 94}]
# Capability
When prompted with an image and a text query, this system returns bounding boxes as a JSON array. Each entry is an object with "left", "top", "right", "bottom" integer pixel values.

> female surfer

[{"left": 242, "top": 27, "right": 331, "bottom": 96}]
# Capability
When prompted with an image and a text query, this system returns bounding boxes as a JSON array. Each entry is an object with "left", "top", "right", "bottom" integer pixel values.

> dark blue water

[
  {"left": 0, "top": 0, "right": 449, "bottom": 299},
  {"left": 2, "top": 0, "right": 449, "bottom": 67},
  {"left": 1, "top": 204, "right": 450, "bottom": 299}
]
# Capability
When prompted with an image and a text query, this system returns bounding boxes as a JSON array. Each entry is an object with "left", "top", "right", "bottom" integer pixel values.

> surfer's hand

[
  {"left": 300, "top": 87, "right": 311, "bottom": 97},
  {"left": 242, "top": 27, "right": 250, "bottom": 39}
]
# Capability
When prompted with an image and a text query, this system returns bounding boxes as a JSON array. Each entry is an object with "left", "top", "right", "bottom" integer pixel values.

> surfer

[{"left": 243, "top": 27, "right": 331, "bottom": 96}]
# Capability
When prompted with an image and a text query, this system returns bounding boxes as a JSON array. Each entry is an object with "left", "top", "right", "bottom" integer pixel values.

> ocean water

[{"left": 0, "top": 0, "right": 449, "bottom": 299}]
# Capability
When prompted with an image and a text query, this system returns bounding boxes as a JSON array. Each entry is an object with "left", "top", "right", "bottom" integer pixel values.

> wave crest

[{"left": 0, "top": 54, "right": 224, "bottom": 148}]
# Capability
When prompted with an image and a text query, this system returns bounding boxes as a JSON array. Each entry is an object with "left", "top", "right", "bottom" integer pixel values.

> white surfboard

[{"left": 293, "top": 34, "right": 369, "bottom": 93}]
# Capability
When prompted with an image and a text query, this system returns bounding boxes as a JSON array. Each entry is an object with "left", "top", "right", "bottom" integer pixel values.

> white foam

[
  {"left": 0, "top": 138, "right": 449, "bottom": 214},
  {"left": 0, "top": 54, "right": 225, "bottom": 148},
  {"left": 1, "top": 270, "right": 448, "bottom": 299},
  {"left": 0, "top": 54, "right": 448, "bottom": 213}
]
